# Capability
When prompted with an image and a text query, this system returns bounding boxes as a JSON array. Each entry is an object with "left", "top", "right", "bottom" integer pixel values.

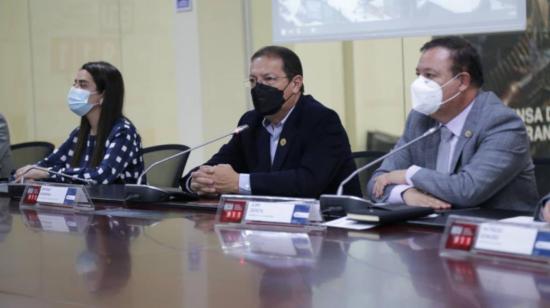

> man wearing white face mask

[{"left": 367, "top": 36, "right": 538, "bottom": 211}]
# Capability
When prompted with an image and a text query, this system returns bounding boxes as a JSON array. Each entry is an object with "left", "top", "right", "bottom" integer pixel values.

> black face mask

[{"left": 251, "top": 82, "right": 289, "bottom": 116}]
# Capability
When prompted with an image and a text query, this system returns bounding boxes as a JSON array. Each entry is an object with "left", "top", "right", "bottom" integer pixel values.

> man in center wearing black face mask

[
  {"left": 367, "top": 36, "right": 538, "bottom": 211},
  {"left": 180, "top": 46, "right": 361, "bottom": 198}
]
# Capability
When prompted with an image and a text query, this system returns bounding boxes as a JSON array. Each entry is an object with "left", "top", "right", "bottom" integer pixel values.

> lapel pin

[
  {"left": 464, "top": 130, "right": 473, "bottom": 138},
  {"left": 279, "top": 138, "right": 287, "bottom": 147}
]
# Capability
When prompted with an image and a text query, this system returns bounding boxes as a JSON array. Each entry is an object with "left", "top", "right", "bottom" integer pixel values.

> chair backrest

[
  {"left": 10, "top": 141, "right": 55, "bottom": 170},
  {"left": 351, "top": 150, "right": 386, "bottom": 198},
  {"left": 366, "top": 130, "right": 399, "bottom": 152},
  {"left": 142, "top": 144, "right": 190, "bottom": 188},
  {"left": 533, "top": 157, "right": 550, "bottom": 198}
]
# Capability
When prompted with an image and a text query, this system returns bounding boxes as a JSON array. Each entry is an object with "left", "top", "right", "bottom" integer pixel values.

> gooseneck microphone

[
  {"left": 320, "top": 125, "right": 441, "bottom": 215},
  {"left": 19, "top": 166, "right": 97, "bottom": 185},
  {"left": 125, "top": 124, "right": 250, "bottom": 202},
  {"left": 336, "top": 126, "right": 440, "bottom": 195},
  {"left": 136, "top": 124, "right": 249, "bottom": 185}
]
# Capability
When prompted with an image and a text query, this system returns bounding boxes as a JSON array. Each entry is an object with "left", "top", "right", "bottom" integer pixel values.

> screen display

[{"left": 273, "top": 0, "right": 526, "bottom": 43}]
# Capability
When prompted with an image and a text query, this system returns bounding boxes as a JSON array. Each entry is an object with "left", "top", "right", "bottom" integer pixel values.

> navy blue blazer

[{"left": 181, "top": 94, "right": 361, "bottom": 198}]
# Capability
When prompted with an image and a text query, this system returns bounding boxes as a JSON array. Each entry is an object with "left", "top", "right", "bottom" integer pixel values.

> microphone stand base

[
  {"left": 124, "top": 184, "right": 198, "bottom": 203},
  {"left": 319, "top": 194, "right": 374, "bottom": 219},
  {"left": 125, "top": 184, "right": 168, "bottom": 202}
]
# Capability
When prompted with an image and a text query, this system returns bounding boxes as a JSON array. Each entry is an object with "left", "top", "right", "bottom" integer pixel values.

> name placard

[
  {"left": 474, "top": 223, "right": 538, "bottom": 255},
  {"left": 440, "top": 215, "right": 550, "bottom": 267},
  {"left": 36, "top": 186, "right": 77, "bottom": 205},
  {"left": 216, "top": 195, "right": 323, "bottom": 230},
  {"left": 219, "top": 199, "right": 247, "bottom": 224},
  {"left": 20, "top": 182, "right": 94, "bottom": 211},
  {"left": 245, "top": 201, "right": 311, "bottom": 225}
]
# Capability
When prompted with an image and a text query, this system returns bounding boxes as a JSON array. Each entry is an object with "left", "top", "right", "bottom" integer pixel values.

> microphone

[
  {"left": 136, "top": 124, "right": 249, "bottom": 185},
  {"left": 125, "top": 124, "right": 250, "bottom": 203},
  {"left": 320, "top": 126, "right": 441, "bottom": 216},
  {"left": 7, "top": 166, "right": 96, "bottom": 200},
  {"left": 19, "top": 166, "right": 97, "bottom": 185}
]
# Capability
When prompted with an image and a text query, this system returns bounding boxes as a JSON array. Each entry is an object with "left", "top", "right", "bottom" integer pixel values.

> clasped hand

[
  {"left": 189, "top": 164, "right": 239, "bottom": 196},
  {"left": 373, "top": 170, "right": 450, "bottom": 209},
  {"left": 14, "top": 165, "right": 49, "bottom": 182},
  {"left": 372, "top": 170, "right": 407, "bottom": 198}
]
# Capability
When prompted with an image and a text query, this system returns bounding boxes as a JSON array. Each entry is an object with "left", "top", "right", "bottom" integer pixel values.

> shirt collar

[
  {"left": 262, "top": 106, "right": 296, "bottom": 129},
  {"left": 443, "top": 98, "right": 475, "bottom": 137}
]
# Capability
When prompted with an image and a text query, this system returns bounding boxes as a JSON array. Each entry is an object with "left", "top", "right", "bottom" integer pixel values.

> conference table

[{"left": 0, "top": 196, "right": 549, "bottom": 307}]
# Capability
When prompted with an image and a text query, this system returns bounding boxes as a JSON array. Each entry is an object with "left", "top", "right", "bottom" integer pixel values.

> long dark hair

[{"left": 71, "top": 61, "right": 125, "bottom": 167}]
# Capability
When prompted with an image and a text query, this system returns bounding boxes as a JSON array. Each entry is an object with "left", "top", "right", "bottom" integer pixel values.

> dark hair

[
  {"left": 71, "top": 61, "right": 125, "bottom": 167},
  {"left": 420, "top": 36, "right": 484, "bottom": 87},
  {"left": 251, "top": 45, "right": 305, "bottom": 93}
]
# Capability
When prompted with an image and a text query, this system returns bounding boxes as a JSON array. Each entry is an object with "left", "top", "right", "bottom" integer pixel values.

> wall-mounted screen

[{"left": 273, "top": 0, "right": 526, "bottom": 43}]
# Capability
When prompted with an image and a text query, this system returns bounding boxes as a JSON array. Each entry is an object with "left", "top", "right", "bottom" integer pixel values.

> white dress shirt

[{"left": 238, "top": 107, "right": 296, "bottom": 194}]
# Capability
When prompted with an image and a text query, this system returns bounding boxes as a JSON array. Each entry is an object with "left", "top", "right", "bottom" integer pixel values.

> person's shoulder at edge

[
  {"left": 300, "top": 94, "right": 333, "bottom": 112},
  {"left": 476, "top": 90, "right": 515, "bottom": 112},
  {"left": 60, "top": 127, "right": 81, "bottom": 146},
  {"left": 238, "top": 108, "right": 262, "bottom": 125},
  {"left": 475, "top": 90, "right": 526, "bottom": 128},
  {"left": 107, "top": 117, "right": 140, "bottom": 138},
  {"left": 293, "top": 94, "right": 341, "bottom": 124}
]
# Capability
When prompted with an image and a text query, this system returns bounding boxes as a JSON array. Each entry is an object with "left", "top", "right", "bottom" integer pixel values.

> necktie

[{"left": 436, "top": 126, "right": 454, "bottom": 173}]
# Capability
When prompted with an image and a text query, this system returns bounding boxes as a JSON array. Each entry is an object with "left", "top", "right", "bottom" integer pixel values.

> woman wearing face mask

[{"left": 14, "top": 61, "right": 145, "bottom": 184}]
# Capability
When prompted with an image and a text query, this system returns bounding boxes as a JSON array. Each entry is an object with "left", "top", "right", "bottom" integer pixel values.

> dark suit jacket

[{"left": 181, "top": 94, "right": 361, "bottom": 198}]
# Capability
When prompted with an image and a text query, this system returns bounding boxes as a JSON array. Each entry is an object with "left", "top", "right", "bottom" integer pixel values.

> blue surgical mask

[{"left": 67, "top": 87, "right": 97, "bottom": 117}]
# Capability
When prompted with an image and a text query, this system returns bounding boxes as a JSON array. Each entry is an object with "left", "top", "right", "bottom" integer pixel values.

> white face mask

[{"left": 411, "top": 74, "right": 462, "bottom": 115}]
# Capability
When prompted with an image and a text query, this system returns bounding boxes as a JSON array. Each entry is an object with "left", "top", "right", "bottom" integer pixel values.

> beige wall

[
  {"left": 0, "top": 0, "right": 34, "bottom": 143},
  {"left": 0, "top": 0, "right": 428, "bottom": 165},
  {"left": 0, "top": 0, "right": 178, "bottom": 149},
  {"left": 195, "top": 1, "right": 249, "bottom": 159},
  {"left": 172, "top": 0, "right": 250, "bottom": 169}
]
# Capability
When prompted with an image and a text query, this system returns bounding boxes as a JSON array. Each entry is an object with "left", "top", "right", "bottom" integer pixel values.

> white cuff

[
  {"left": 238, "top": 173, "right": 251, "bottom": 195},
  {"left": 406, "top": 165, "right": 421, "bottom": 185},
  {"left": 388, "top": 184, "right": 412, "bottom": 204},
  {"left": 185, "top": 176, "right": 194, "bottom": 193}
]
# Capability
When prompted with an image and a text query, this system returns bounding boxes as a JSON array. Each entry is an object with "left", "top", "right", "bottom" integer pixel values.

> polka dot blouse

[{"left": 38, "top": 118, "right": 145, "bottom": 184}]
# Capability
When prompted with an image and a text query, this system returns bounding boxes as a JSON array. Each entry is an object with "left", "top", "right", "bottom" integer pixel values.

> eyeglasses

[{"left": 245, "top": 75, "right": 288, "bottom": 88}]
